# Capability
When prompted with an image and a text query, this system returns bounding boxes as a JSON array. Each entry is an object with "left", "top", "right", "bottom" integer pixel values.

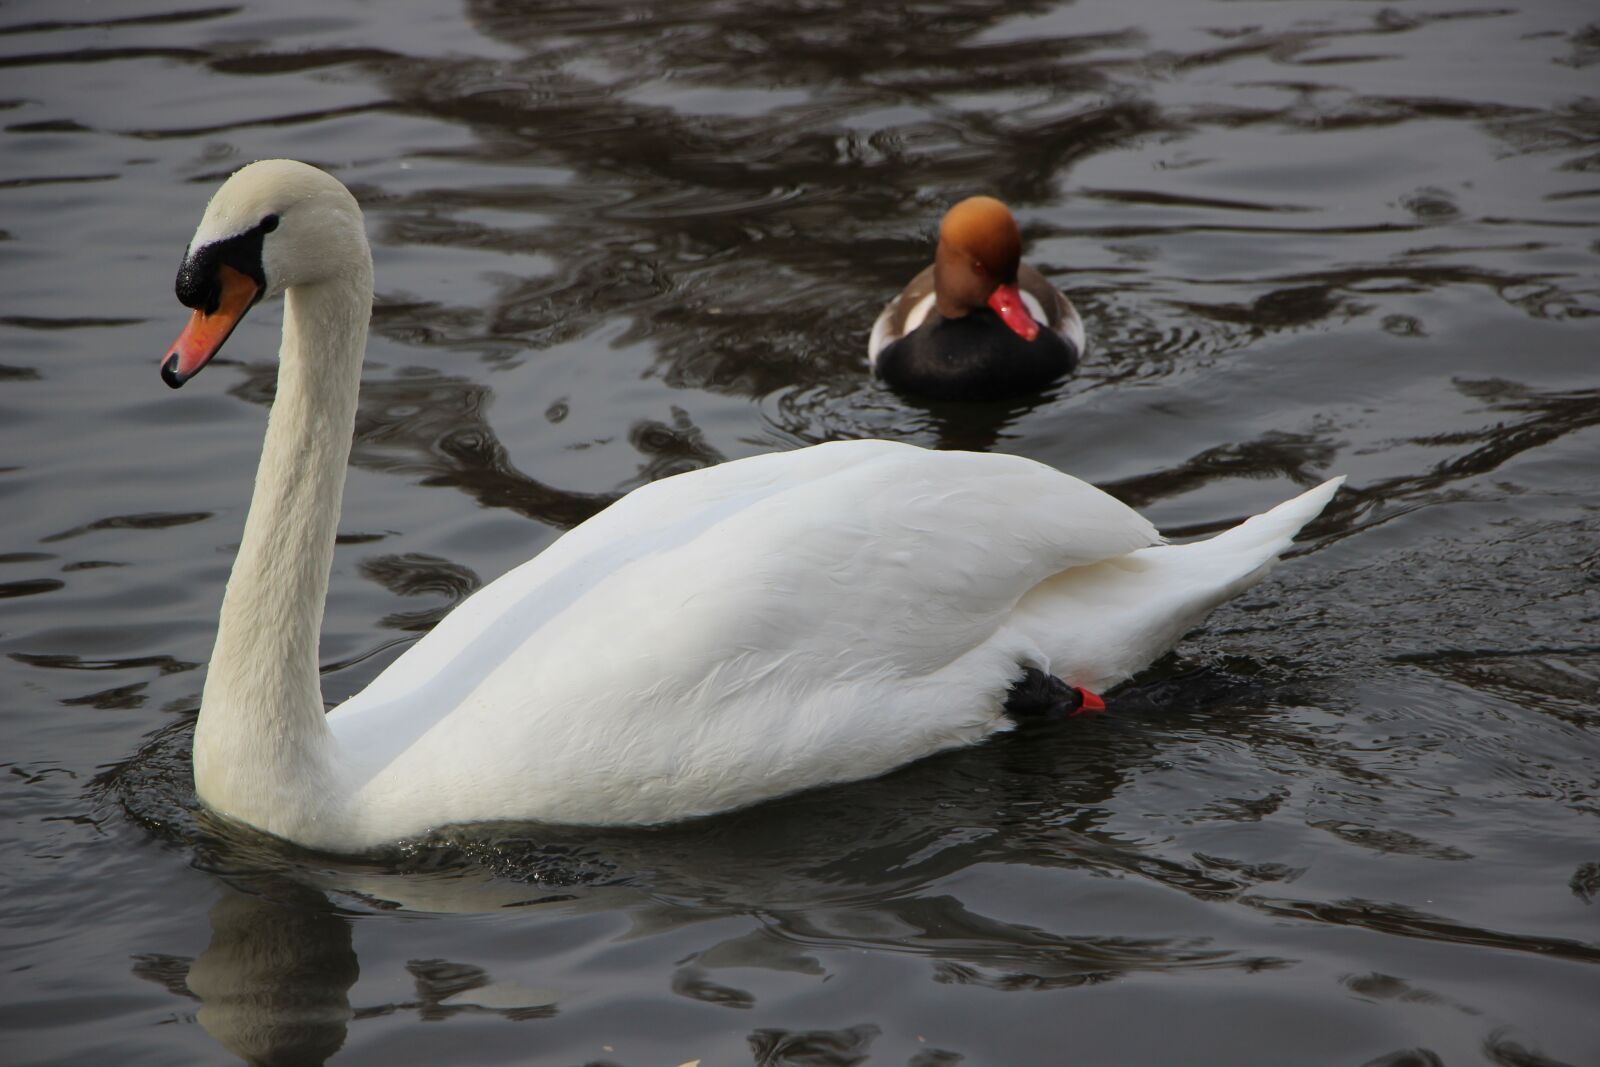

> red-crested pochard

[{"left": 869, "top": 196, "right": 1085, "bottom": 400}]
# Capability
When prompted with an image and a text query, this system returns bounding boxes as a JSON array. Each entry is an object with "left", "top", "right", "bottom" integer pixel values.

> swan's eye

[
  {"left": 971, "top": 260, "right": 987, "bottom": 275},
  {"left": 261, "top": 214, "right": 280, "bottom": 233}
]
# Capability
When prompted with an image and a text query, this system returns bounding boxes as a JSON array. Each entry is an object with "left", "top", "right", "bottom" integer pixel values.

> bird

[
  {"left": 160, "top": 160, "right": 1343, "bottom": 854},
  {"left": 869, "top": 196, "right": 1085, "bottom": 400}
]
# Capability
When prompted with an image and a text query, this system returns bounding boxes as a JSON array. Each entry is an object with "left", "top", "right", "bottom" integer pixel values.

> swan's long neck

[{"left": 193, "top": 269, "right": 370, "bottom": 834}]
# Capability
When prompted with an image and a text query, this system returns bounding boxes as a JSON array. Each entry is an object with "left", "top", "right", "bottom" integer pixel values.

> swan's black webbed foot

[{"left": 1003, "top": 666, "right": 1106, "bottom": 720}]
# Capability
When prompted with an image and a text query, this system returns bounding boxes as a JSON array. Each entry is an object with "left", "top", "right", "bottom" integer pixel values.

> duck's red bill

[
  {"left": 986, "top": 283, "right": 1040, "bottom": 342},
  {"left": 161, "top": 263, "right": 260, "bottom": 388},
  {"left": 1069, "top": 688, "right": 1106, "bottom": 717}
]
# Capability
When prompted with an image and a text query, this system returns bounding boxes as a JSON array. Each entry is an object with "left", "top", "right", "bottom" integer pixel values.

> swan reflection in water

[
  {"left": 127, "top": 678, "right": 1313, "bottom": 1066},
  {"left": 141, "top": 862, "right": 1255, "bottom": 1067},
  {"left": 138, "top": 878, "right": 577, "bottom": 1065},
  {"left": 183, "top": 888, "right": 358, "bottom": 1066}
]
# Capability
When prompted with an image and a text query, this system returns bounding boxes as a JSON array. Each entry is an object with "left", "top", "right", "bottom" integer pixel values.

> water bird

[
  {"left": 869, "top": 196, "right": 1085, "bottom": 400},
  {"left": 161, "top": 160, "right": 1343, "bottom": 853}
]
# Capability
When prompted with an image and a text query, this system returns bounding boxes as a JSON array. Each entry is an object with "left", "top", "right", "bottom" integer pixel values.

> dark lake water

[{"left": 3, "top": 1, "right": 1598, "bottom": 1064}]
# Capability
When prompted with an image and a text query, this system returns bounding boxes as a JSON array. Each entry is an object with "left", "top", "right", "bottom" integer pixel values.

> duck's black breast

[{"left": 873, "top": 307, "right": 1080, "bottom": 401}]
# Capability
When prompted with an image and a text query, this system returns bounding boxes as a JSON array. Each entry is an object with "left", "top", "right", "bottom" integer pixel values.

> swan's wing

[
  {"left": 341, "top": 440, "right": 927, "bottom": 707},
  {"left": 329, "top": 441, "right": 1162, "bottom": 826},
  {"left": 689, "top": 443, "right": 1160, "bottom": 674},
  {"left": 334, "top": 440, "right": 1155, "bottom": 725}
]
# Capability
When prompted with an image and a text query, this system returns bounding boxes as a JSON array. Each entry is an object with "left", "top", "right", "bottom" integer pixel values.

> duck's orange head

[{"left": 932, "top": 196, "right": 1038, "bottom": 340}]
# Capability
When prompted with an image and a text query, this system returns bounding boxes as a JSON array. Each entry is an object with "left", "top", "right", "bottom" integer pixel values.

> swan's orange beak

[
  {"left": 986, "top": 283, "right": 1040, "bottom": 342},
  {"left": 162, "top": 263, "right": 260, "bottom": 388}
]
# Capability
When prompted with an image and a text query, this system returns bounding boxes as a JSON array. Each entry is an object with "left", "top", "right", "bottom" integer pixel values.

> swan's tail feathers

[
  {"left": 1191, "top": 476, "right": 1346, "bottom": 565},
  {"left": 1014, "top": 477, "right": 1345, "bottom": 692},
  {"left": 1140, "top": 475, "right": 1346, "bottom": 607}
]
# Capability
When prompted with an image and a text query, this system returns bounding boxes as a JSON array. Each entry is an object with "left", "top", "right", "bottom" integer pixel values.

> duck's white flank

[{"left": 178, "top": 161, "right": 1343, "bottom": 853}]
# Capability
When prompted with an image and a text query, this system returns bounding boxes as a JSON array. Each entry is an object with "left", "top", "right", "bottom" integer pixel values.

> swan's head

[
  {"left": 161, "top": 159, "right": 369, "bottom": 388},
  {"left": 932, "top": 196, "right": 1039, "bottom": 341}
]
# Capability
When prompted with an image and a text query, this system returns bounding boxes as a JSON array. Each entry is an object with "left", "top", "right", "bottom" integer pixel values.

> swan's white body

[{"left": 174, "top": 161, "right": 1343, "bottom": 853}]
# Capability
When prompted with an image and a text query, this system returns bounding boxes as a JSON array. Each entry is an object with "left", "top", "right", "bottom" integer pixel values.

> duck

[
  {"left": 161, "top": 160, "right": 1343, "bottom": 854},
  {"left": 869, "top": 196, "right": 1086, "bottom": 401}
]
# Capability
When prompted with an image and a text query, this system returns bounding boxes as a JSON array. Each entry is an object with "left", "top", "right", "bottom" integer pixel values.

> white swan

[{"left": 161, "top": 160, "right": 1344, "bottom": 853}]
